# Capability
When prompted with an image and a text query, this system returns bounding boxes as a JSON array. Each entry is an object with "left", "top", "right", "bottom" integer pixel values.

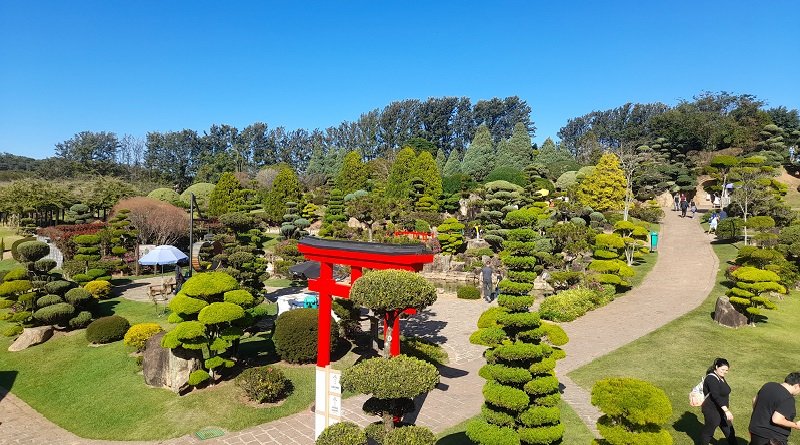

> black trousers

[
  {"left": 749, "top": 434, "right": 787, "bottom": 445},
  {"left": 700, "top": 402, "right": 737, "bottom": 445}
]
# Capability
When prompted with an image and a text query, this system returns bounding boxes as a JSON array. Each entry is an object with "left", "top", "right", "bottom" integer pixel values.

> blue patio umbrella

[{"left": 138, "top": 245, "right": 188, "bottom": 275}]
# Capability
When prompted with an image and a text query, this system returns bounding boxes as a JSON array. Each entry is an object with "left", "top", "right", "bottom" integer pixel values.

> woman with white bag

[{"left": 700, "top": 358, "right": 738, "bottom": 445}]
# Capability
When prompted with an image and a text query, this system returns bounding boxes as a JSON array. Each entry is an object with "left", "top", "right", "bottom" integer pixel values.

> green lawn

[
  {"left": 434, "top": 400, "right": 595, "bottom": 444},
  {"left": 0, "top": 297, "right": 318, "bottom": 440},
  {"left": 569, "top": 242, "right": 800, "bottom": 445}
]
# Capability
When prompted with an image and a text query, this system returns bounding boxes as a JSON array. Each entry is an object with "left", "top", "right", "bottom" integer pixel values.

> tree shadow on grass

[
  {"left": 93, "top": 299, "right": 120, "bottom": 318},
  {"left": 436, "top": 431, "right": 473, "bottom": 445},
  {"left": 0, "top": 370, "right": 17, "bottom": 403},
  {"left": 673, "top": 411, "right": 702, "bottom": 443}
]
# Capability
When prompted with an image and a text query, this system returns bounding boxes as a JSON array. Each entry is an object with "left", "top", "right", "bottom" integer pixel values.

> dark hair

[
  {"left": 707, "top": 358, "right": 730, "bottom": 374},
  {"left": 785, "top": 372, "right": 800, "bottom": 385}
]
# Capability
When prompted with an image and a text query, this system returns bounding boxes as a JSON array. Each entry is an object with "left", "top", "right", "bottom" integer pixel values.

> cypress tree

[
  {"left": 208, "top": 172, "right": 242, "bottom": 217},
  {"left": 443, "top": 149, "right": 462, "bottom": 176},
  {"left": 306, "top": 145, "right": 326, "bottom": 176},
  {"left": 462, "top": 125, "right": 495, "bottom": 181},
  {"left": 336, "top": 151, "right": 370, "bottom": 195},
  {"left": 411, "top": 150, "right": 443, "bottom": 206},
  {"left": 497, "top": 122, "right": 532, "bottom": 168},
  {"left": 262, "top": 166, "right": 301, "bottom": 223},
  {"left": 385, "top": 147, "right": 417, "bottom": 198},
  {"left": 435, "top": 148, "right": 446, "bottom": 172}
]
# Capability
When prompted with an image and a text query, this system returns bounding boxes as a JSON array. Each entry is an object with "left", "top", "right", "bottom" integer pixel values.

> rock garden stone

[
  {"left": 8, "top": 326, "right": 54, "bottom": 352},
  {"left": 713, "top": 296, "right": 748, "bottom": 328},
  {"left": 142, "top": 332, "right": 202, "bottom": 393}
]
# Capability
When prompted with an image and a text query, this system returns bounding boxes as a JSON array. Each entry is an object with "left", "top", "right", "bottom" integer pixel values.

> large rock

[
  {"left": 466, "top": 238, "right": 490, "bottom": 251},
  {"left": 142, "top": 332, "right": 202, "bottom": 393},
  {"left": 656, "top": 191, "right": 674, "bottom": 209},
  {"left": 713, "top": 296, "right": 749, "bottom": 328},
  {"left": 424, "top": 254, "right": 452, "bottom": 273},
  {"left": 8, "top": 326, "right": 54, "bottom": 352}
]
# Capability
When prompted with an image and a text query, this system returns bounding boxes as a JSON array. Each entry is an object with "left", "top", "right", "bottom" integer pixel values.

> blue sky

[{"left": 1, "top": 1, "right": 798, "bottom": 160}]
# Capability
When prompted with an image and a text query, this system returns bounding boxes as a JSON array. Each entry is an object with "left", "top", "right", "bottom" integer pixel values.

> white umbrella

[{"left": 138, "top": 245, "right": 188, "bottom": 275}]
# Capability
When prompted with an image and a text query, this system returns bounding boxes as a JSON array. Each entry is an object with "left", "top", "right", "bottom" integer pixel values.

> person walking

[
  {"left": 699, "top": 358, "right": 737, "bottom": 445},
  {"left": 674, "top": 193, "right": 681, "bottom": 211},
  {"left": 680, "top": 198, "right": 689, "bottom": 218},
  {"left": 690, "top": 199, "right": 698, "bottom": 218},
  {"left": 481, "top": 262, "right": 494, "bottom": 302},
  {"left": 708, "top": 212, "right": 719, "bottom": 234},
  {"left": 748, "top": 372, "right": 800, "bottom": 445}
]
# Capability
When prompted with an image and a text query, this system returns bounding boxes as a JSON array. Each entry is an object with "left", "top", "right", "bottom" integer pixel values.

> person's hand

[{"left": 725, "top": 410, "right": 733, "bottom": 422}]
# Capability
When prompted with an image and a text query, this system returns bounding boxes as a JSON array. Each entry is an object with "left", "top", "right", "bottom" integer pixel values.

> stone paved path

[
  {"left": 556, "top": 208, "right": 718, "bottom": 435},
  {"left": 0, "top": 291, "right": 491, "bottom": 445}
]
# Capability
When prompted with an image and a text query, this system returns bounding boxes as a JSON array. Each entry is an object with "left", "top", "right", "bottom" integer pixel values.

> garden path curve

[{"left": 556, "top": 208, "right": 718, "bottom": 435}]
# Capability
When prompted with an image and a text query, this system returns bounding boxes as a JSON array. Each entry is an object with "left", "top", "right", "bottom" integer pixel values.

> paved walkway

[{"left": 556, "top": 208, "right": 718, "bottom": 435}]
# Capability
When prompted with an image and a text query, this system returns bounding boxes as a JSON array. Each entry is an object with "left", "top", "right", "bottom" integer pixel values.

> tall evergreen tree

[
  {"left": 435, "top": 148, "right": 446, "bottom": 172},
  {"left": 306, "top": 145, "right": 325, "bottom": 176},
  {"left": 208, "top": 172, "right": 243, "bottom": 217},
  {"left": 262, "top": 166, "right": 302, "bottom": 223},
  {"left": 462, "top": 125, "right": 495, "bottom": 181},
  {"left": 443, "top": 149, "right": 462, "bottom": 176},
  {"left": 336, "top": 151, "right": 370, "bottom": 195},
  {"left": 497, "top": 122, "right": 532, "bottom": 168},
  {"left": 385, "top": 147, "right": 418, "bottom": 198},
  {"left": 411, "top": 150, "right": 443, "bottom": 203}
]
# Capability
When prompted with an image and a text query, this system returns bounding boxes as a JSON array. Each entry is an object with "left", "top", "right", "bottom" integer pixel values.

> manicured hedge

[
  {"left": 86, "top": 315, "right": 130, "bottom": 344},
  {"left": 316, "top": 421, "right": 366, "bottom": 445},
  {"left": 123, "top": 323, "right": 163, "bottom": 350},
  {"left": 36, "top": 294, "right": 63, "bottom": 308},
  {"left": 33, "top": 302, "right": 75, "bottom": 325},
  {"left": 84, "top": 280, "right": 112, "bottom": 298},
  {"left": 44, "top": 280, "right": 75, "bottom": 296},
  {"left": 235, "top": 366, "right": 291, "bottom": 403},
  {"left": 68, "top": 311, "right": 93, "bottom": 329},
  {"left": 457, "top": 285, "right": 480, "bottom": 299},
  {"left": 273, "top": 308, "right": 338, "bottom": 364},
  {"left": 64, "top": 288, "right": 93, "bottom": 307},
  {"left": 383, "top": 425, "right": 436, "bottom": 445}
]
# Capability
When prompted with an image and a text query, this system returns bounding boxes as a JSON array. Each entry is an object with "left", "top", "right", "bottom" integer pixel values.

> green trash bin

[{"left": 650, "top": 231, "right": 659, "bottom": 252}]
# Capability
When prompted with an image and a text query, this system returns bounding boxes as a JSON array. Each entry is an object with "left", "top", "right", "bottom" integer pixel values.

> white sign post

[{"left": 314, "top": 365, "right": 342, "bottom": 439}]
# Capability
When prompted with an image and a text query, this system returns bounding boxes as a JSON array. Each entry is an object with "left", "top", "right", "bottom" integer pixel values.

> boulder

[
  {"left": 467, "top": 238, "right": 490, "bottom": 251},
  {"left": 451, "top": 261, "right": 466, "bottom": 272},
  {"left": 142, "top": 332, "right": 202, "bottom": 393},
  {"left": 713, "top": 296, "right": 748, "bottom": 328},
  {"left": 8, "top": 326, "right": 54, "bottom": 352},
  {"left": 347, "top": 217, "right": 365, "bottom": 230},
  {"left": 424, "top": 254, "right": 452, "bottom": 273}
]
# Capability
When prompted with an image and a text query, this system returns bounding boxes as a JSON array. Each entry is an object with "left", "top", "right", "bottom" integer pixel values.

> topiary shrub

[
  {"left": 16, "top": 241, "right": 50, "bottom": 263},
  {"left": 539, "top": 287, "right": 604, "bottom": 322},
  {"left": 86, "top": 315, "right": 131, "bottom": 344},
  {"left": 273, "top": 308, "right": 339, "bottom": 364},
  {"left": 68, "top": 311, "right": 93, "bottom": 329},
  {"left": 168, "top": 293, "right": 209, "bottom": 319},
  {"left": 64, "top": 288, "right": 93, "bottom": 307},
  {"left": 235, "top": 366, "right": 291, "bottom": 403},
  {"left": 10, "top": 236, "right": 35, "bottom": 261},
  {"left": 84, "top": 280, "right": 112, "bottom": 299},
  {"left": 401, "top": 336, "right": 449, "bottom": 366},
  {"left": 33, "top": 302, "right": 75, "bottom": 326},
  {"left": 457, "top": 285, "right": 481, "bottom": 299},
  {"left": 44, "top": 280, "right": 75, "bottom": 296},
  {"left": 34, "top": 258, "right": 57, "bottom": 273},
  {"left": 591, "top": 377, "right": 672, "bottom": 445},
  {"left": 36, "top": 294, "right": 63, "bottom": 308},
  {"left": 316, "top": 421, "right": 367, "bottom": 445},
  {"left": 86, "top": 268, "right": 109, "bottom": 280},
  {"left": 188, "top": 369, "right": 210, "bottom": 386},
  {"left": 383, "top": 425, "right": 436, "bottom": 445},
  {"left": 3, "top": 267, "right": 29, "bottom": 282},
  {"left": 180, "top": 271, "right": 240, "bottom": 301},
  {"left": 0, "top": 298, "right": 12, "bottom": 309},
  {"left": 2, "top": 325, "right": 23, "bottom": 337},
  {"left": 123, "top": 323, "right": 164, "bottom": 351}
]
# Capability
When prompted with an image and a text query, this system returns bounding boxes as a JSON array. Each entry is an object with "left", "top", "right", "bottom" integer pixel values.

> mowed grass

[
  {"left": 434, "top": 400, "right": 595, "bottom": 444},
  {"left": 570, "top": 242, "right": 800, "bottom": 445},
  {"left": 0, "top": 297, "right": 316, "bottom": 440}
]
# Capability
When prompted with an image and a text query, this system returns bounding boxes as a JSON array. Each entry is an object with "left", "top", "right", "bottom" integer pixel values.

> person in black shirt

[
  {"left": 700, "top": 358, "right": 737, "bottom": 445},
  {"left": 748, "top": 372, "right": 800, "bottom": 445}
]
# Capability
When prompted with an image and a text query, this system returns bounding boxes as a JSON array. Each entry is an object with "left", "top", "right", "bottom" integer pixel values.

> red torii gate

[{"left": 297, "top": 237, "right": 434, "bottom": 366}]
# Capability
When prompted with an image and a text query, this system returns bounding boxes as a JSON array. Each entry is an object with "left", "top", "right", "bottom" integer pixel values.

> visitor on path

[
  {"left": 674, "top": 193, "right": 681, "bottom": 211},
  {"left": 174, "top": 265, "right": 185, "bottom": 294},
  {"left": 708, "top": 212, "right": 719, "bottom": 234},
  {"left": 680, "top": 198, "right": 689, "bottom": 218},
  {"left": 713, "top": 193, "right": 721, "bottom": 208},
  {"left": 699, "top": 358, "right": 737, "bottom": 445},
  {"left": 690, "top": 200, "right": 698, "bottom": 218},
  {"left": 481, "top": 262, "right": 494, "bottom": 302},
  {"left": 748, "top": 372, "right": 800, "bottom": 445}
]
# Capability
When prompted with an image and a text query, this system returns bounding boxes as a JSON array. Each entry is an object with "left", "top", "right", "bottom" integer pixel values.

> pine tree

[
  {"left": 385, "top": 147, "right": 417, "bottom": 198},
  {"left": 435, "top": 148, "right": 446, "bottom": 172},
  {"left": 306, "top": 145, "right": 326, "bottom": 176},
  {"left": 577, "top": 153, "right": 626, "bottom": 211},
  {"left": 495, "top": 123, "right": 532, "bottom": 169},
  {"left": 323, "top": 188, "right": 347, "bottom": 224},
  {"left": 336, "top": 151, "right": 370, "bottom": 195},
  {"left": 534, "top": 137, "right": 573, "bottom": 168},
  {"left": 411, "top": 150, "right": 443, "bottom": 206},
  {"left": 323, "top": 147, "right": 345, "bottom": 179},
  {"left": 262, "top": 166, "right": 301, "bottom": 223},
  {"left": 443, "top": 149, "right": 462, "bottom": 176},
  {"left": 208, "top": 172, "right": 242, "bottom": 217},
  {"left": 462, "top": 125, "right": 495, "bottom": 181}
]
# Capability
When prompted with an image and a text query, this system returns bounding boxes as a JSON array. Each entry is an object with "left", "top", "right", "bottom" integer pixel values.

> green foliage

[
  {"left": 383, "top": 425, "right": 436, "bottom": 445},
  {"left": 123, "top": 323, "right": 164, "bottom": 350},
  {"left": 437, "top": 217, "right": 465, "bottom": 254},
  {"left": 68, "top": 311, "right": 93, "bottom": 329},
  {"left": 208, "top": 172, "right": 242, "bottom": 217},
  {"left": 316, "top": 422, "right": 367, "bottom": 445},
  {"left": 84, "top": 280, "right": 112, "bottom": 299},
  {"left": 45, "top": 280, "right": 74, "bottom": 296},
  {"left": 462, "top": 125, "right": 496, "bottom": 181},
  {"left": 86, "top": 315, "right": 131, "bottom": 344},
  {"left": 161, "top": 321, "right": 207, "bottom": 350},
  {"left": 188, "top": 369, "right": 210, "bottom": 386},
  {"left": 539, "top": 287, "right": 606, "bottom": 322},
  {"left": 442, "top": 149, "right": 462, "bottom": 176},
  {"left": 457, "top": 285, "right": 480, "bottom": 299},
  {"left": 147, "top": 188, "right": 182, "bottom": 205},
  {"left": 466, "top": 419, "right": 521, "bottom": 445},
  {"left": 180, "top": 182, "right": 215, "bottom": 210},
  {"left": 16, "top": 240, "right": 50, "bottom": 263},
  {"left": 350, "top": 269, "right": 437, "bottom": 314},
  {"left": 273, "top": 308, "right": 338, "bottom": 364},
  {"left": 3, "top": 324, "right": 24, "bottom": 337},
  {"left": 169, "top": 293, "right": 209, "bottom": 318},
  {"left": 336, "top": 151, "right": 370, "bottom": 195},
  {"left": 180, "top": 272, "right": 239, "bottom": 301},
  {"left": 36, "top": 294, "right": 63, "bottom": 308},
  {"left": 4, "top": 266, "right": 29, "bottom": 281},
  {"left": 0, "top": 279, "right": 32, "bottom": 298},
  {"left": 235, "top": 366, "right": 291, "bottom": 403},
  {"left": 591, "top": 378, "right": 673, "bottom": 445},
  {"left": 223, "top": 289, "right": 255, "bottom": 308},
  {"left": 342, "top": 354, "right": 439, "bottom": 399},
  {"left": 400, "top": 336, "right": 449, "bottom": 366},
  {"left": 33, "top": 302, "right": 75, "bottom": 326},
  {"left": 197, "top": 302, "right": 246, "bottom": 325},
  {"left": 577, "top": 153, "right": 626, "bottom": 211},
  {"left": 486, "top": 166, "right": 527, "bottom": 187}
]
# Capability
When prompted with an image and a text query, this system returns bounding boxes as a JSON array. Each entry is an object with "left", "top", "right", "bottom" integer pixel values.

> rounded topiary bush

[
  {"left": 123, "top": 322, "right": 164, "bottom": 351},
  {"left": 316, "top": 421, "right": 367, "bottom": 445},
  {"left": 4, "top": 267, "right": 29, "bottom": 282},
  {"left": 147, "top": 187, "right": 182, "bottom": 204},
  {"left": 68, "top": 311, "right": 93, "bottom": 329},
  {"left": 384, "top": 425, "right": 436, "bottom": 445},
  {"left": 273, "top": 308, "right": 339, "bottom": 364},
  {"left": 188, "top": 369, "right": 210, "bottom": 386},
  {"left": 36, "top": 294, "right": 63, "bottom": 308},
  {"left": 72, "top": 273, "right": 91, "bottom": 284},
  {"left": 11, "top": 237, "right": 35, "bottom": 261},
  {"left": 34, "top": 258, "right": 57, "bottom": 273},
  {"left": 223, "top": 289, "right": 255, "bottom": 308},
  {"left": 86, "top": 315, "right": 130, "bottom": 344},
  {"left": 84, "top": 280, "right": 112, "bottom": 299},
  {"left": 235, "top": 366, "right": 291, "bottom": 403},
  {"left": 181, "top": 272, "right": 239, "bottom": 300},
  {"left": 86, "top": 268, "right": 109, "bottom": 279},
  {"left": 44, "top": 280, "right": 75, "bottom": 296},
  {"left": 33, "top": 302, "right": 75, "bottom": 326},
  {"left": 16, "top": 241, "right": 50, "bottom": 263},
  {"left": 64, "top": 288, "right": 93, "bottom": 307},
  {"left": 457, "top": 285, "right": 481, "bottom": 299}
]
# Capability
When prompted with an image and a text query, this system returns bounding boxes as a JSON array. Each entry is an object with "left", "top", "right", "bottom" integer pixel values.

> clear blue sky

[{"left": 1, "top": 1, "right": 798, "bottom": 159}]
